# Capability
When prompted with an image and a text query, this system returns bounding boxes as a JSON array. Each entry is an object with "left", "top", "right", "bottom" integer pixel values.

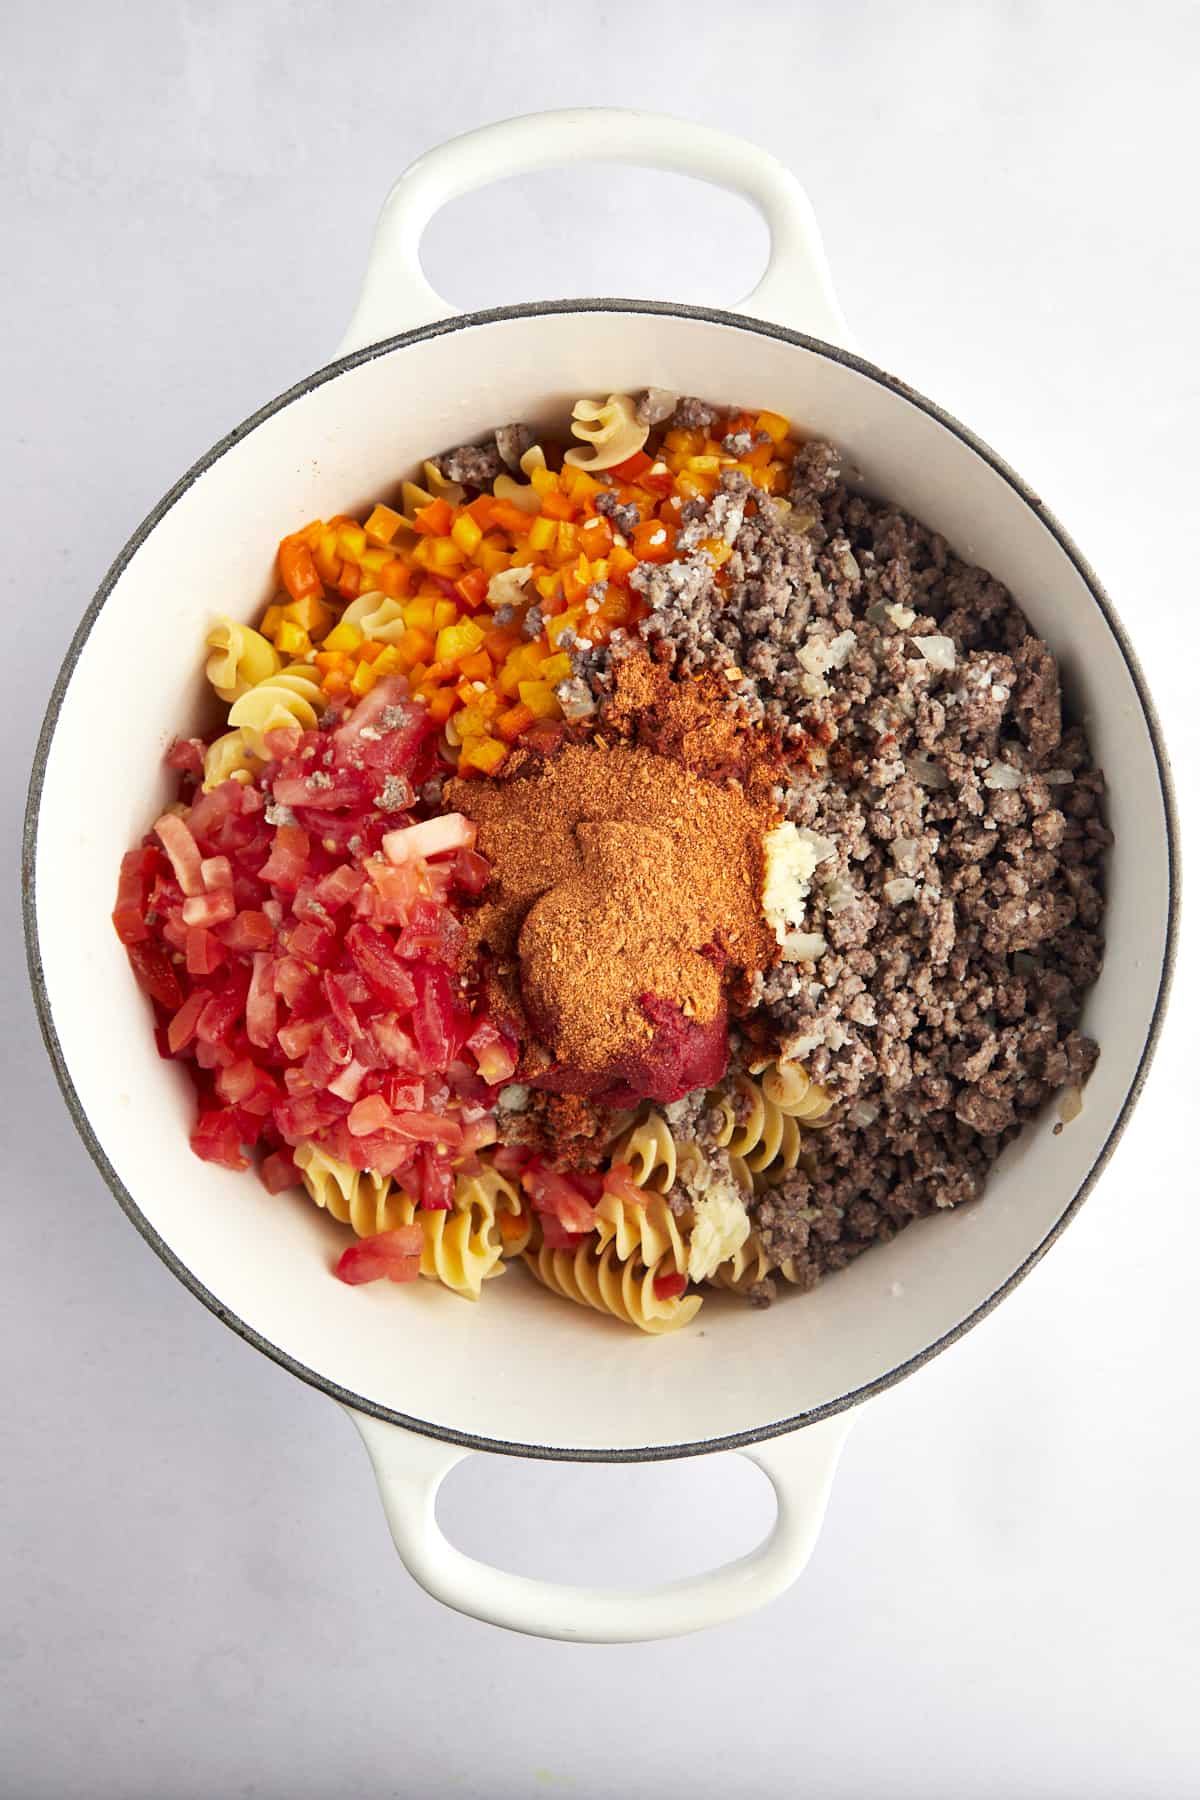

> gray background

[{"left": 3, "top": 2, "right": 1198, "bottom": 1796}]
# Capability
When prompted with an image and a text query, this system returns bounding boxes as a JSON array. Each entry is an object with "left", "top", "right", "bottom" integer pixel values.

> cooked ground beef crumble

[{"left": 559, "top": 432, "right": 1106, "bottom": 1298}]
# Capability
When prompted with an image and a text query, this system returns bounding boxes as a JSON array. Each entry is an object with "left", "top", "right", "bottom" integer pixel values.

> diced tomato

[
  {"left": 653, "top": 1272, "right": 688, "bottom": 1302},
  {"left": 154, "top": 813, "right": 204, "bottom": 897},
  {"left": 112, "top": 846, "right": 156, "bottom": 944},
  {"left": 348, "top": 1094, "right": 393, "bottom": 1137},
  {"left": 418, "top": 1143, "right": 455, "bottom": 1211},
  {"left": 288, "top": 919, "right": 336, "bottom": 966},
  {"left": 522, "top": 1162, "right": 600, "bottom": 1234},
  {"left": 334, "top": 1227, "right": 424, "bottom": 1285},
  {"left": 380, "top": 1075, "right": 424, "bottom": 1113},
  {"left": 346, "top": 925, "right": 418, "bottom": 1009},
  {"left": 259, "top": 1148, "right": 298, "bottom": 1193},
  {"left": 327, "top": 1058, "right": 368, "bottom": 1101},
  {"left": 181, "top": 889, "right": 236, "bottom": 928},
  {"left": 200, "top": 855, "right": 233, "bottom": 891},
  {"left": 126, "top": 940, "right": 183, "bottom": 1010},
  {"left": 540, "top": 1214, "right": 587, "bottom": 1251},
  {"left": 381, "top": 813, "right": 475, "bottom": 865},
  {"left": 190, "top": 1108, "right": 249, "bottom": 1170},
  {"left": 221, "top": 910, "right": 275, "bottom": 952},
  {"left": 451, "top": 848, "right": 491, "bottom": 895},
  {"left": 464, "top": 1019, "right": 518, "bottom": 1085},
  {"left": 259, "top": 824, "right": 310, "bottom": 894},
  {"left": 411, "top": 964, "right": 462, "bottom": 1069},
  {"left": 246, "top": 952, "right": 277, "bottom": 1049},
  {"left": 602, "top": 1162, "right": 649, "bottom": 1209},
  {"left": 492, "top": 1144, "right": 532, "bottom": 1178},
  {"left": 196, "top": 978, "right": 248, "bottom": 1048},
  {"left": 394, "top": 899, "right": 464, "bottom": 967},
  {"left": 165, "top": 737, "right": 206, "bottom": 779},
  {"left": 393, "top": 1112, "right": 463, "bottom": 1150},
  {"left": 167, "top": 989, "right": 208, "bottom": 1054},
  {"left": 185, "top": 925, "right": 226, "bottom": 976}
]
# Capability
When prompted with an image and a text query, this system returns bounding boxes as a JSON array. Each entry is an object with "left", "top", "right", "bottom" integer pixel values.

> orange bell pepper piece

[
  {"left": 412, "top": 498, "right": 454, "bottom": 537},
  {"left": 631, "top": 519, "right": 678, "bottom": 564},
  {"left": 496, "top": 701, "right": 535, "bottom": 742},
  {"left": 278, "top": 538, "right": 323, "bottom": 604},
  {"left": 607, "top": 449, "right": 653, "bottom": 481},
  {"left": 455, "top": 567, "right": 489, "bottom": 610},
  {"left": 490, "top": 499, "right": 536, "bottom": 536}
]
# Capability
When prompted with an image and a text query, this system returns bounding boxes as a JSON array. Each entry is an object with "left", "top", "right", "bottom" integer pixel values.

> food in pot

[{"left": 112, "top": 392, "right": 1107, "bottom": 1331}]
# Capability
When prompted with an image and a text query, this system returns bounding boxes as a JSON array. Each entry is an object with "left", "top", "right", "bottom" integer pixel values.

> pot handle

[
  {"left": 337, "top": 108, "right": 851, "bottom": 355},
  {"left": 345, "top": 1406, "right": 851, "bottom": 1643}
]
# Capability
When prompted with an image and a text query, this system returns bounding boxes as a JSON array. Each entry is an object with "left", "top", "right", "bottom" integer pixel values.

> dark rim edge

[{"left": 22, "top": 298, "right": 1182, "bottom": 1465}]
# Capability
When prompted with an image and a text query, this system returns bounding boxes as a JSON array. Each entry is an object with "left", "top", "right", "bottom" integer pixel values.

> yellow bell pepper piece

[
  {"left": 458, "top": 735, "right": 508, "bottom": 775},
  {"left": 350, "top": 660, "right": 379, "bottom": 697},
  {"left": 322, "top": 620, "right": 365, "bottom": 653},
  {"left": 539, "top": 652, "right": 572, "bottom": 683},
  {"left": 364, "top": 503, "right": 404, "bottom": 546},
  {"left": 261, "top": 603, "right": 285, "bottom": 640},
  {"left": 432, "top": 599, "right": 460, "bottom": 633},
  {"left": 275, "top": 621, "right": 312, "bottom": 657},
  {"left": 436, "top": 618, "right": 486, "bottom": 665},
  {"left": 517, "top": 680, "right": 563, "bottom": 720},
  {"left": 527, "top": 516, "right": 557, "bottom": 553},
  {"left": 756, "top": 410, "right": 790, "bottom": 444},
  {"left": 450, "top": 513, "right": 483, "bottom": 557},
  {"left": 282, "top": 595, "right": 333, "bottom": 636}
]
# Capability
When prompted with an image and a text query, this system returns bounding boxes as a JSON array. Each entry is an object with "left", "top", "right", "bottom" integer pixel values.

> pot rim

[{"left": 21, "top": 298, "right": 1182, "bottom": 1463}]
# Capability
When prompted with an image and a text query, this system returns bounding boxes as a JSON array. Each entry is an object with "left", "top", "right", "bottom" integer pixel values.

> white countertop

[{"left": 2, "top": 2, "right": 1197, "bottom": 1794}]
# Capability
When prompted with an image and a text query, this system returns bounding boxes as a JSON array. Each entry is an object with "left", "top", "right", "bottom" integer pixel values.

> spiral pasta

[
  {"left": 339, "top": 591, "right": 408, "bottom": 644},
  {"left": 492, "top": 444, "right": 548, "bottom": 514},
  {"left": 524, "top": 1236, "right": 702, "bottom": 1335},
  {"left": 295, "top": 1141, "right": 408, "bottom": 1237},
  {"left": 227, "top": 663, "right": 325, "bottom": 754},
  {"left": 296, "top": 1145, "right": 529, "bottom": 1300},
  {"left": 401, "top": 460, "right": 466, "bottom": 519},
  {"left": 612, "top": 1111, "right": 678, "bottom": 1194},
  {"left": 593, "top": 1186, "right": 688, "bottom": 1275},
  {"left": 205, "top": 615, "right": 281, "bottom": 703},
  {"left": 705, "top": 1070, "right": 830, "bottom": 1188},
  {"left": 563, "top": 394, "right": 649, "bottom": 472},
  {"left": 201, "top": 728, "right": 263, "bottom": 791},
  {"left": 761, "top": 1060, "right": 835, "bottom": 1127}
]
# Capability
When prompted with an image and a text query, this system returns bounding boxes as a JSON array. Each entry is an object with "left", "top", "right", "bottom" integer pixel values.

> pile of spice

[{"left": 447, "top": 737, "right": 777, "bottom": 1107}]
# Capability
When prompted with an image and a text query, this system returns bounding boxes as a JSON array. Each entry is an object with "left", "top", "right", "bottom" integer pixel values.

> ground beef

[
  {"left": 670, "top": 396, "right": 718, "bottom": 431},
  {"left": 433, "top": 422, "right": 533, "bottom": 489},
  {"left": 611, "top": 441, "right": 1107, "bottom": 1294},
  {"left": 595, "top": 490, "right": 642, "bottom": 535},
  {"left": 496, "top": 1089, "right": 620, "bottom": 1172}
]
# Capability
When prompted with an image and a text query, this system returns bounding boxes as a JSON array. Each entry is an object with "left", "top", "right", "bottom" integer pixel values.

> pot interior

[{"left": 29, "top": 305, "right": 1173, "bottom": 1455}]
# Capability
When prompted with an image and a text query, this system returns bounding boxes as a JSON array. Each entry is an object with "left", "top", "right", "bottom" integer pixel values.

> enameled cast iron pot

[{"left": 23, "top": 110, "right": 1179, "bottom": 1642}]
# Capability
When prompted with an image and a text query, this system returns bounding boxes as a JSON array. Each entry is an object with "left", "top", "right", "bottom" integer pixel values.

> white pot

[{"left": 24, "top": 109, "right": 1179, "bottom": 1643}]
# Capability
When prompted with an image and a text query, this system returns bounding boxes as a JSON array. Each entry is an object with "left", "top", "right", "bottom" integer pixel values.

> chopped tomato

[
  {"left": 334, "top": 1227, "right": 424, "bottom": 1285},
  {"left": 126, "top": 940, "right": 183, "bottom": 1010},
  {"left": 653, "top": 1272, "right": 688, "bottom": 1302}
]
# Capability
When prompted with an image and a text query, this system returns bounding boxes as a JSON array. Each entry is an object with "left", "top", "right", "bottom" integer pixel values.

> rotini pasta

[
  {"left": 524, "top": 1236, "right": 702, "bottom": 1335},
  {"left": 562, "top": 394, "right": 649, "bottom": 472},
  {"left": 295, "top": 1144, "right": 528, "bottom": 1300},
  {"left": 706, "top": 1071, "right": 824, "bottom": 1187},
  {"left": 201, "top": 728, "right": 263, "bottom": 791},
  {"left": 227, "top": 663, "right": 325, "bottom": 754},
  {"left": 204, "top": 615, "right": 281, "bottom": 704},
  {"left": 593, "top": 1186, "right": 688, "bottom": 1275},
  {"left": 401, "top": 460, "right": 466, "bottom": 519},
  {"left": 612, "top": 1111, "right": 678, "bottom": 1193},
  {"left": 295, "top": 1141, "right": 408, "bottom": 1237},
  {"left": 761, "top": 1059, "right": 835, "bottom": 1127},
  {"left": 492, "top": 444, "right": 548, "bottom": 513},
  {"left": 339, "top": 591, "right": 408, "bottom": 644}
]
